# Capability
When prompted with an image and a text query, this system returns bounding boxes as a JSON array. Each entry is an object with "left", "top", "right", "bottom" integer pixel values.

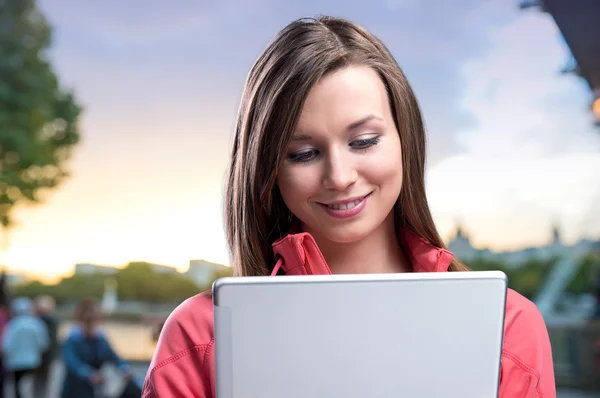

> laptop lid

[{"left": 213, "top": 271, "right": 507, "bottom": 398}]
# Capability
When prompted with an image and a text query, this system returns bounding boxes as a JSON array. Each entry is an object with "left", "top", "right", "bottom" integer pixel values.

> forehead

[{"left": 296, "top": 65, "right": 390, "bottom": 134}]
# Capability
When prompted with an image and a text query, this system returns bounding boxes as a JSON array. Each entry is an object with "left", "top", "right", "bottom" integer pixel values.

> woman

[
  {"left": 61, "top": 299, "right": 132, "bottom": 398},
  {"left": 142, "top": 16, "right": 555, "bottom": 397}
]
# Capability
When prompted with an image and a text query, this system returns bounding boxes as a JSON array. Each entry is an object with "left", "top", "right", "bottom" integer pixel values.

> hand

[{"left": 89, "top": 370, "right": 104, "bottom": 385}]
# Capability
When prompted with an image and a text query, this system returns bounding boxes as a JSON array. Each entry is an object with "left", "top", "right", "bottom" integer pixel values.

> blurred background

[{"left": 0, "top": 0, "right": 599, "bottom": 397}]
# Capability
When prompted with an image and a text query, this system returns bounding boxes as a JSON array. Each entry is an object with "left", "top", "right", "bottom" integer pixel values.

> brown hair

[{"left": 225, "top": 16, "right": 469, "bottom": 276}]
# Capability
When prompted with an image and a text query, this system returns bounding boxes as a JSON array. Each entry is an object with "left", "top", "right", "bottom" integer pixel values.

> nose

[{"left": 321, "top": 149, "right": 358, "bottom": 191}]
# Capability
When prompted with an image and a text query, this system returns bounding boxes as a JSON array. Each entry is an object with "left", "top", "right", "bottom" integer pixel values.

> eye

[
  {"left": 288, "top": 149, "right": 319, "bottom": 163},
  {"left": 350, "top": 136, "right": 380, "bottom": 151}
]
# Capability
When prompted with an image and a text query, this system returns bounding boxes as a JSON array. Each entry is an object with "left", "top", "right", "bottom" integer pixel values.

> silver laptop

[{"left": 213, "top": 271, "right": 507, "bottom": 398}]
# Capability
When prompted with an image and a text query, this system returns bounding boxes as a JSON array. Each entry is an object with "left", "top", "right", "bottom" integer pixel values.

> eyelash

[{"left": 287, "top": 136, "right": 381, "bottom": 163}]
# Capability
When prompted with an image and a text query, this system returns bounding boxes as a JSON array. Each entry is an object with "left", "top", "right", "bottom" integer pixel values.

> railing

[
  {"left": 534, "top": 257, "right": 583, "bottom": 317},
  {"left": 548, "top": 322, "right": 600, "bottom": 391},
  {"left": 56, "top": 303, "right": 600, "bottom": 391}
]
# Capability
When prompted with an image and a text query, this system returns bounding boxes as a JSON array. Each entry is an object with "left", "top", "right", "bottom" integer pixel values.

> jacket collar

[{"left": 271, "top": 227, "right": 454, "bottom": 275}]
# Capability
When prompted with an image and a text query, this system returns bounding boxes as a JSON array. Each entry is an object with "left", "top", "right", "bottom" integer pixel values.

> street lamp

[
  {"left": 592, "top": 98, "right": 600, "bottom": 126},
  {"left": 592, "top": 89, "right": 600, "bottom": 126}
]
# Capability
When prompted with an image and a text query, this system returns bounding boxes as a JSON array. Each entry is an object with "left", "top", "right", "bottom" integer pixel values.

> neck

[{"left": 306, "top": 213, "right": 411, "bottom": 274}]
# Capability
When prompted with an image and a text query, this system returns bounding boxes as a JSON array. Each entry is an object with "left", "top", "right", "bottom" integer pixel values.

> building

[
  {"left": 186, "top": 259, "right": 229, "bottom": 288},
  {"left": 147, "top": 263, "right": 179, "bottom": 275},
  {"left": 75, "top": 262, "right": 179, "bottom": 276},
  {"left": 75, "top": 263, "right": 118, "bottom": 275},
  {"left": 447, "top": 223, "right": 599, "bottom": 266},
  {"left": 3, "top": 272, "right": 28, "bottom": 287}
]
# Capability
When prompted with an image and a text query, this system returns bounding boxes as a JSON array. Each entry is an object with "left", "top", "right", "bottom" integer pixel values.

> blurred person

[
  {"left": 0, "top": 272, "right": 9, "bottom": 398},
  {"left": 0, "top": 307, "right": 7, "bottom": 398},
  {"left": 2, "top": 297, "right": 49, "bottom": 398},
  {"left": 143, "top": 16, "right": 555, "bottom": 398},
  {"left": 32, "top": 295, "right": 59, "bottom": 397},
  {"left": 61, "top": 298, "right": 133, "bottom": 398}
]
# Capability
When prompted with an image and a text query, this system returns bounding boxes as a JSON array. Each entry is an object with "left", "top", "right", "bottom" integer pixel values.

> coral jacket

[{"left": 142, "top": 229, "right": 556, "bottom": 397}]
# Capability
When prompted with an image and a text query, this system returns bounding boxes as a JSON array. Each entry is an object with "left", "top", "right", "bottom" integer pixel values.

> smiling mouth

[
  {"left": 325, "top": 199, "right": 363, "bottom": 211},
  {"left": 318, "top": 193, "right": 372, "bottom": 210}
]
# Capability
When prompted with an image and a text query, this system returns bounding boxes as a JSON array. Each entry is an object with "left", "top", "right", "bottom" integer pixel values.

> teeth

[{"left": 327, "top": 199, "right": 362, "bottom": 210}]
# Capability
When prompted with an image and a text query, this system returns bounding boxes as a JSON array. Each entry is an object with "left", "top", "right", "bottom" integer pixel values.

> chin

[{"left": 320, "top": 223, "right": 375, "bottom": 244}]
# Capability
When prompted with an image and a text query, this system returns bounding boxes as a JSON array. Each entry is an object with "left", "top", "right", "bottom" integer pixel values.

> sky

[{"left": 4, "top": 0, "right": 600, "bottom": 282}]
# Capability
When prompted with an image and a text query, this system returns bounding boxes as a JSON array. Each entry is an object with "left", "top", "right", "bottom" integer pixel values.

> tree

[
  {"left": 466, "top": 256, "right": 556, "bottom": 299},
  {"left": 116, "top": 262, "right": 201, "bottom": 303},
  {"left": 12, "top": 262, "right": 205, "bottom": 305},
  {"left": 214, "top": 264, "right": 233, "bottom": 281},
  {"left": 566, "top": 254, "right": 600, "bottom": 295},
  {"left": 0, "top": 0, "right": 82, "bottom": 252}
]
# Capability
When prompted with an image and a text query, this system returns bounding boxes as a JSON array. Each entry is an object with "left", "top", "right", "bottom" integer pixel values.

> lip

[{"left": 317, "top": 192, "right": 372, "bottom": 219}]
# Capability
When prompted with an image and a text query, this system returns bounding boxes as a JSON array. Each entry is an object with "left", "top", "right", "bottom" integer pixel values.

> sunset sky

[{"left": 5, "top": 0, "right": 600, "bottom": 283}]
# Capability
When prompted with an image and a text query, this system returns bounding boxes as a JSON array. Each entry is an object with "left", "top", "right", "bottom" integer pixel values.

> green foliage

[
  {"left": 115, "top": 262, "right": 200, "bottom": 303},
  {"left": 53, "top": 273, "right": 106, "bottom": 302},
  {"left": 467, "top": 255, "right": 599, "bottom": 299},
  {"left": 11, "top": 261, "right": 207, "bottom": 304},
  {"left": 10, "top": 256, "right": 599, "bottom": 305},
  {"left": 0, "top": 0, "right": 81, "bottom": 229},
  {"left": 12, "top": 272, "right": 108, "bottom": 303},
  {"left": 566, "top": 254, "right": 600, "bottom": 295},
  {"left": 10, "top": 279, "right": 47, "bottom": 298},
  {"left": 214, "top": 264, "right": 234, "bottom": 280}
]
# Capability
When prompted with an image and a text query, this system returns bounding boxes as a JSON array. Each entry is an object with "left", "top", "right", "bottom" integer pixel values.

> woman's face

[{"left": 277, "top": 65, "right": 403, "bottom": 244}]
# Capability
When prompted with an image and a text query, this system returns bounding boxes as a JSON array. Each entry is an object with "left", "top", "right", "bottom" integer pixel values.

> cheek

[
  {"left": 277, "top": 165, "right": 320, "bottom": 206},
  {"left": 362, "top": 145, "right": 403, "bottom": 190},
  {"left": 364, "top": 160, "right": 403, "bottom": 193}
]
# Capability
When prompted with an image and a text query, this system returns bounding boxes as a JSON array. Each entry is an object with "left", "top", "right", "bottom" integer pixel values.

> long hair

[{"left": 225, "top": 16, "right": 469, "bottom": 276}]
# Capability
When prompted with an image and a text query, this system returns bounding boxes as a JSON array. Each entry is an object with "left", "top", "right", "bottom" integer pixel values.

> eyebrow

[
  {"left": 347, "top": 114, "right": 383, "bottom": 131},
  {"left": 291, "top": 114, "right": 383, "bottom": 141}
]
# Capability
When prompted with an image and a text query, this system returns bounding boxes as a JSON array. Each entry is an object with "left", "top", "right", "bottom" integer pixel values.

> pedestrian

[
  {"left": 2, "top": 297, "right": 49, "bottom": 398},
  {"left": 32, "top": 295, "right": 60, "bottom": 397},
  {"left": 60, "top": 298, "right": 133, "bottom": 398}
]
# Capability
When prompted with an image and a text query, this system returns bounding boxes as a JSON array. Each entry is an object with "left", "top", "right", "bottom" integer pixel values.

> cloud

[
  {"left": 13, "top": 0, "right": 599, "bottom": 278},
  {"left": 252, "top": 0, "right": 522, "bottom": 164},
  {"left": 38, "top": 0, "right": 526, "bottom": 165},
  {"left": 342, "top": 0, "right": 519, "bottom": 164},
  {"left": 427, "top": 9, "right": 600, "bottom": 246},
  {"left": 37, "top": 0, "right": 270, "bottom": 47},
  {"left": 42, "top": 0, "right": 517, "bottom": 164},
  {"left": 457, "top": 10, "right": 599, "bottom": 154}
]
